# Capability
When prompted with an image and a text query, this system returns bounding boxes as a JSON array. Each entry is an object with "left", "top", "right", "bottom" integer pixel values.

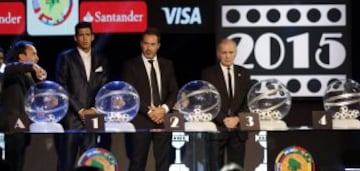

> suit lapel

[
  {"left": 136, "top": 57, "right": 151, "bottom": 96},
  {"left": 74, "top": 50, "right": 88, "bottom": 82},
  {"left": 234, "top": 66, "right": 244, "bottom": 101},
  {"left": 89, "top": 52, "right": 97, "bottom": 82},
  {"left": 215, "top": 64, "right": 228, "bottom": 98},
  {"left": 158, "top": 58, "right": 166, "bottom": 101},
  {"left": 234, "top": 66, "right": 240, "bottom": 98}
]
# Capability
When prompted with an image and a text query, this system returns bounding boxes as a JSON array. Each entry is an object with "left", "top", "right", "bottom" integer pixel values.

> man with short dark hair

[
  {"left": 2, "top": 40, "right": 47, "bottom": 171},
  {"left": 123, "top": 28, "right": 178, "bottom": 171},
  {"left": 55, "top": 22, "right": 109, "bottom": 171}
]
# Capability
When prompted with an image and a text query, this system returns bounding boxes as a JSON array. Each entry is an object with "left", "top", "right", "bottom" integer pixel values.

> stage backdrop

[
  {"left": 0, "top": 0, "right": 357, "bottom": 125},
  {"left": 216, "top": 0, "right": 352, "bottom": 97}
]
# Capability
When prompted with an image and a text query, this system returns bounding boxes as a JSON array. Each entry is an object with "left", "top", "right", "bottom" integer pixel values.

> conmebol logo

[{"left": 80, "top": 1, "right": 147, "bottom": 33}]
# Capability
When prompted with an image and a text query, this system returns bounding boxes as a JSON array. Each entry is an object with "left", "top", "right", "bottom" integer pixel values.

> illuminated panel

[
  {"left": 80, "top": 1, "right": 147, "bottom": 33},
  {"left": 0, "top": 2, "right": 25, "bottom": 35},
  {"left": 222, "top": 5, "right": 345, "bottom": 27},
  {"left": 217, "top": 1, "right": 351, "bottom": 97},
  {"left": 27, "top": 0, "right": 79, "bottom": 36}
]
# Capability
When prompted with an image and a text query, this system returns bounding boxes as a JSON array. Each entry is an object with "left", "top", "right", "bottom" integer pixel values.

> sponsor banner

[
  {"left": 27, "top": 0, "right": 79, "bottom": 36},
  {"left": 0, "top": 2, "right": 25, "bottom": 35},
  {"left": 148, "top": 0, "right": 215, "bottom": 33},
  {"left": 217, "top": 0, "right": 351, "bottom": 97},
  {"left": 80, "top": 1, "right": 147, "bottom": 33}
]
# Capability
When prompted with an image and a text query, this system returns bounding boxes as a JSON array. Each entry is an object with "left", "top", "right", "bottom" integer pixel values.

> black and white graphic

[{"left": 217, "top": 0, "right": 351, "bottom": 97}]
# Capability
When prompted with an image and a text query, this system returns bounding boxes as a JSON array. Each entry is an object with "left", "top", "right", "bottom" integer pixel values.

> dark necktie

[
  {"left": 148, "top": 60, "right": 161, "bottom": 106},
  {"left": 227, "top": 67, "right": 233, "bottom": 116},
  {"left": 227, "top": 67, "right": 233, "bottom": 99}
]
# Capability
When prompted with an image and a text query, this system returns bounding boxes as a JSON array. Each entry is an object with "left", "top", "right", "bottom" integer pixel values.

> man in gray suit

[{"left": 55, "top": 22, "right": 109, "bottom": 171}]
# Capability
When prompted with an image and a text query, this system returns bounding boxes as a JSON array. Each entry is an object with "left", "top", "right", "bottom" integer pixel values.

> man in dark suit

[
  {"left": 55, "top": 22, "right": 109, "bottom": 171},
  {"left": 122, "top": 28, "right": 178, "bottom": 171},
  {"left": 202, "top": 39, "right": 250, "bottom": 170},
  {"left": 1, "top": 40, "right": 47, "bottom": 171}
]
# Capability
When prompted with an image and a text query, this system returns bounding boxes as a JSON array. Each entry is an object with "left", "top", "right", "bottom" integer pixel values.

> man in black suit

[
  {"left": 55, "top": 22, "right": 109, "bottom": 171},
  {"left": 1, "top": 40, "right": 47, "bottom": 171},
  {"left": 202, "top": 39, "right": 250, "bottom": 170},
  {"left": 122, "top": 28, "right": 178, "bottom": 171}
]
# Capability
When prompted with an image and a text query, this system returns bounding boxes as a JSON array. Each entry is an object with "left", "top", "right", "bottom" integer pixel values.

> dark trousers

[
  {"left": 55, "top": 133, "right": 97, "bottom": 171},
  {"left": 125, "top": 132, "right": 171, "bottom": 171},
  {"left": 5, "top": 133, "right": 29, "bottom": 171},
  {"left": 209, "top": 131, "right": 246, "bottom": 171},
  {"left": 97, "top": 133, "right": 112, "bottom": 151}
]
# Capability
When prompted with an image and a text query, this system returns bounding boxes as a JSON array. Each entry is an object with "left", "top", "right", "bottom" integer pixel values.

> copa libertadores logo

[
  {"left": 218, "top": 0, "right": 351, "bottom": 97},
  {"left": 27, "top": 0, "right": 79, "bottom": 35},
  {"left": 275, "top": 145, "right": 315, "bottom": 171},
  {"left": 32, "top": 0, "right": 72, "bottom": 26},
  {"left": 77, "top": 148, "right": 119, "bottom": 171}
]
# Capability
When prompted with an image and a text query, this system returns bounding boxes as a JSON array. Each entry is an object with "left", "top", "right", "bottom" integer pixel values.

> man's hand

[
  {"left": 148, "top": 106, "right": 166, "bottom": 124},
  {"left": 78, "top": 108, "right": 97, "bottom": 121},
  {"left": 33, "top": 63, "right": 47, "bottom": 80},
  {"left": 223, "top": 116, "right": 240, "bottom": 129}
]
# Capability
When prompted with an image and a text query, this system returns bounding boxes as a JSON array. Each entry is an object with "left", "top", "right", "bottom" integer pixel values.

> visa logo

[{"left": 161, "top": 7, "right": 202, "bottom": 25}]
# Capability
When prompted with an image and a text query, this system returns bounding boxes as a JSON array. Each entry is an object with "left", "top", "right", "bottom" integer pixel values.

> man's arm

[
  {"left": 5, "top": 62, "right": 33, "bottom": 74},
  {"left": 201, "top": 67, "right": 228, "bottom": 126},
  {"left": 5, "top": 62, "right": 47, "bottom": 80},
  {"left": 122, "top": 60, "right": 149, "bottom": 114},
  {"left": 163, "top": 61, "right": 178, "bottom": 112}
]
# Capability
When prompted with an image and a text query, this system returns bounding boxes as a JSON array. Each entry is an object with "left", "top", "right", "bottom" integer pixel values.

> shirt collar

[
  {"left": 141, "top": 54, "right": 158, "bottom": 63},
  {"left": 219, "top": 63, "right": 233, "bottom": 71},
  {"left": 77, "top": 48, "right": 91, "bottom": 58}
]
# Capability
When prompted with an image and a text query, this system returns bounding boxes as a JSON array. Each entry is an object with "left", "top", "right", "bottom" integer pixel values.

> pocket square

[{"left": 95, "top": 66, "right": 103, "bottom": 72}]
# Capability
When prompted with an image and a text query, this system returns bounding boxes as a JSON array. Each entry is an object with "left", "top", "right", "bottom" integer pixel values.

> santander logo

[
  {"left": 80, "top": 1, "right": 147, "bottom": 33},
  {"left": 0, "top": 2, "right": 25, "bottom": 34}
]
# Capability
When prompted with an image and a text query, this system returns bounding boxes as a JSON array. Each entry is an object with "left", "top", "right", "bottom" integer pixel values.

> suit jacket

[
  {"left": 56, "top": 48, "right": 109, "bottom": 129},
  {"left": 122, "top": 56, "right": 178, "bottom": 129},
  {"left": 202, "top": 64, "right": 250, "bottom": 130},
  {"left": 1, "top": 63, "right": 34, "bottom": 132}
]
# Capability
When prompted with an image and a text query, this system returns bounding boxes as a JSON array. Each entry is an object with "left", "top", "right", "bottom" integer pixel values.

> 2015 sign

[
  {"left": 218, "top": 2, "right": 350, "bottom": 97},
  {"left": 230, "top": 32, "right": 346, "bottom": 70}
]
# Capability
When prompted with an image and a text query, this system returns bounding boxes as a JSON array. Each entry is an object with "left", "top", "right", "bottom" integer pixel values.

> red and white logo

[
  {"left": 80, "top": 1, "right": 147, "bottom": 33},
  {"left": 0, "top": 2, "right": 25, "bottom": 35}
]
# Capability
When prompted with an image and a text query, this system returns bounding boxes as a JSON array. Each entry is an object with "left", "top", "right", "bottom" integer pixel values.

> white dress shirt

[
  {"left": 78, "top": 48, "right": 91, "bottom": 81},
  {"left": 220, "top": 63, "right": 234, "bottom": 97},
  {"left": 141, "top": 54, "right": 169, "bottom": 113},
  {"left": 0, "top": 63, "right": 6, "bottom": 73}
]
